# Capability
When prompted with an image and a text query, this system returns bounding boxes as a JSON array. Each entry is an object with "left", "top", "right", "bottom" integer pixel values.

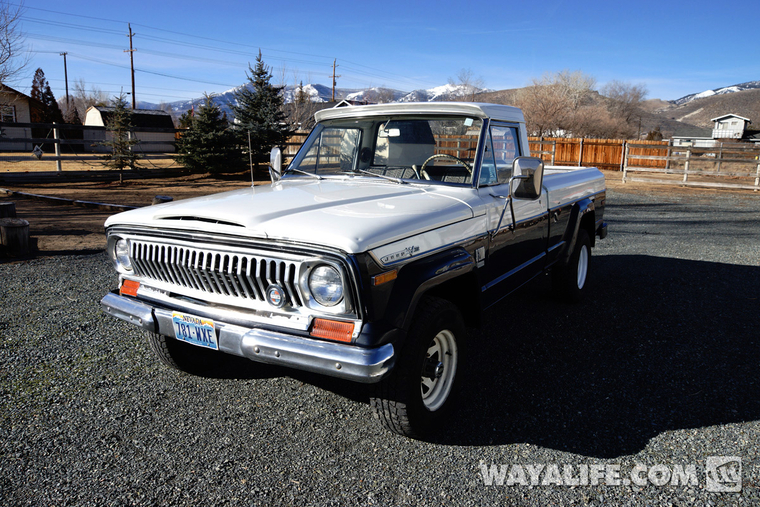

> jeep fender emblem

[{"left": 381, "top": 245, "right": 420, "bottom": 264}]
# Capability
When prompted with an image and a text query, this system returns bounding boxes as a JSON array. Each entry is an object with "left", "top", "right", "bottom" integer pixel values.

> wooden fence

[
  {"left": 623, "top": 143, "right": 760, "bottom": 191},
  {"left": 0, "top": 121, "right": 178, "bottom": 173},
  {"left": 529, "top": 137, "right": 669, "bottom": 170},
  {"left": 5, "top": 121, "right": 759, "bottom": 191}
]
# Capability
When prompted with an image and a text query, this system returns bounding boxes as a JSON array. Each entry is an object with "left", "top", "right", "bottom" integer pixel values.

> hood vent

[{"left": 159, "top": 216, "right": 244, "bottom": 228}]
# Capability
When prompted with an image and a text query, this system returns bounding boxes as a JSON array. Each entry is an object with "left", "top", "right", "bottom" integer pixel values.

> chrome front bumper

[{"left": 100, "top": 292, "right": 394, "bottom": 383}]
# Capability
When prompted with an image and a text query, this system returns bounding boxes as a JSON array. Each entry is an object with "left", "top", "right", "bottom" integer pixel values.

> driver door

[{"left": 478, "top": 124, "right": 549, "bottom": 308}]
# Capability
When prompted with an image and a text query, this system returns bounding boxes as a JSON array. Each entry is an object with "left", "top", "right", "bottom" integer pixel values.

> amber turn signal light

[
  {"left": 310, "top": 318, "right": 354, "bottom": 343},
  {"left": 372, "top": 269, "right": 398, "bottom": 286},
  {"left": 120, "top": 279, "right": 140, "bottom": 297}
]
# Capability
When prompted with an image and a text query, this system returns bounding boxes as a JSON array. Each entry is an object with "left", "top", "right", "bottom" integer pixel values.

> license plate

[{"left": 171, "top": 312, "right": 218, "bottom": 350}]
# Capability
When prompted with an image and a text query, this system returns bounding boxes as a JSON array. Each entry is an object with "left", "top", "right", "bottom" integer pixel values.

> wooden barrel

[
  {"left": 0, "top": 202, "right": 17, "bottom": 218},
  {"left": 0, "top": 218, "right": 30, "bottom": 255}
]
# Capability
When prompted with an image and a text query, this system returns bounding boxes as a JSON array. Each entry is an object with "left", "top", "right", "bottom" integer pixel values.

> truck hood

[{"left": 104, "top": 178, "right": 477, "bottom": 253}]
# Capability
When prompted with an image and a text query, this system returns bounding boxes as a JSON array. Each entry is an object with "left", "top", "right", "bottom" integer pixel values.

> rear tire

[
  {"left": 370, "top": 297, "right": 465, "bottom": 438},
  {"left": 553, "top": 228, "right": 591, "bottom": 303},
  {"left": 146, "top": 331, "right": 224, "bottom": 375}
]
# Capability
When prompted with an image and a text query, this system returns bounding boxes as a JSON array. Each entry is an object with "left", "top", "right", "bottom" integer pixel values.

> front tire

[
  {"left": 553, "top": 228, "right": 591, "bottom": 302},
  {"left": 145, "top": 331, "right": 224, "bottom": 375},
  {"left": 370, "top": 297, "right": 465, "bottom": 438}
]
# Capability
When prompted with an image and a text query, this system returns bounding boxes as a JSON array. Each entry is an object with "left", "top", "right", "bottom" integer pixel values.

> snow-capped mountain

[
  {"left": 139, "top": 82, "right": 489, "bottom": 117},
  {"left": 673, "top": 80, "right": 760, "bottom": 106}
]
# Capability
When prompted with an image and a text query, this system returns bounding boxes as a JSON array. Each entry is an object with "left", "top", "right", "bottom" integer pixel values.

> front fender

[{"left": 354, "top": 247, "right": 476, "bottom": 348}]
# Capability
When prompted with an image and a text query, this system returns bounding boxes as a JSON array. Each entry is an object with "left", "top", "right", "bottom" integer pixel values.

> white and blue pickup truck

[{"left": 101, "top": 102, "right": 607, "bottom": 437}]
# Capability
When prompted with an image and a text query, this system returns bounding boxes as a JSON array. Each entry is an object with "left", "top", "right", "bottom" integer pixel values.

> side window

[
  {"left": 1, "top": 105, "right": 16, "bottom": 123},
  {"left": 490, "top": 125, "right": 520, "bottom": 184}
]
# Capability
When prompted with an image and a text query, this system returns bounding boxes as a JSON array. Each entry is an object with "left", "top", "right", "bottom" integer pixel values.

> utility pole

[
  {"left": 329, "top": 59, "right": 341, "bottom": 102},
  {"left": 124, "top": 23, "right": 136, "bottom": 109},
  {"left": 59, "top": 52, "right": 70, "bottom": 111}
]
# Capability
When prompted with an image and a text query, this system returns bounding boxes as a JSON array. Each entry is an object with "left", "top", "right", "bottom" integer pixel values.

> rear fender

[{"left": 558, "top": 198, "right": 595, "bottom": 266}]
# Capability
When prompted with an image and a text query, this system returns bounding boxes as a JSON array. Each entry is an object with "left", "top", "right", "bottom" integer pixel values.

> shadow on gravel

[
  {"left": 188, "top": 254, "right": 760, "bottom": 458},
  {"left": 435, "top": 254, "right": 760, "bottom": 457}
]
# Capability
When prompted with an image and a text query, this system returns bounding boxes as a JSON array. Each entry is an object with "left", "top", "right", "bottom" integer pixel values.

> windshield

[{"left": 286, "top": 116, "right": 484, "bottom": 185}]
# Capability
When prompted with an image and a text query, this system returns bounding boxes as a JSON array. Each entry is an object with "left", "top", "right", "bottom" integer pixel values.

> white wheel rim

[
  {"left": 420, "top": 329, "right": 458, "bottom": 412},
  {"left": 577, "top": 245, "right": 589, "bottom": 289}
]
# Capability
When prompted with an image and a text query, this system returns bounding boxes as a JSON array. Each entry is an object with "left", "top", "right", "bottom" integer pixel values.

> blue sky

[{"left": 9, "top": 0, "right": 760, "bottom": 104}]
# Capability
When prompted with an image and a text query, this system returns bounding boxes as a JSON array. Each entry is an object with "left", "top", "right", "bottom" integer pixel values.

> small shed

[
  {"left": 671, "top": 124, "right": 714, "bottom": 148},
  {"left": 84, "top": 106, "right": 176, "bottom": 153}
]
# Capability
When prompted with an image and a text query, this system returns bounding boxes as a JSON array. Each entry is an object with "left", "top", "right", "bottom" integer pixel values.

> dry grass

[{"left": 0, "top": 152, "right": 181, "bottom": 172}]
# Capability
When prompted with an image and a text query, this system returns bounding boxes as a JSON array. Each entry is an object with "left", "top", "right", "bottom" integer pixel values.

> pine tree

[
  {"left": 177, "top": 108, "right": 194, "bottom": 129},
  {"left": 231, "top": 51, "right": 293, "bottom": 176},
  {"left": 29, "top": 68, "right": 64, "bottom": 123},
  {"left": 64, "top": 106, "right": 82, "bottom": 125},
  {"left": 175, "top": 95, "right": 243, "bottom": 174},
  {"left": 42, "top": 83, "right": 64, "bottom": 124},
  {"left": 99, "top": 94, "right": 140, "bottom": 182},
  {"left": 30, "top": 68, "right": 46, "bottom": 122},
  {"left": 295, "top": 81, "right": 309, "bottom": 105}
]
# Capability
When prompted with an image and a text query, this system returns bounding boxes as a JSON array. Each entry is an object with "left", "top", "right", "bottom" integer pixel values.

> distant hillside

[
  {"left": 137, "top": 76, "right": 760, "bottom": 140},
  {"left": 653, "top": 88, "right": 760, "bottom": 128},
  {"left": 672, "top": 80, "right": 760, "bottom": 106}
]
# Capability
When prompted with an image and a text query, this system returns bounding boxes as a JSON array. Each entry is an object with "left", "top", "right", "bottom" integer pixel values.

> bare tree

[
  {"left": 363, "top": 86, "right": 395, "bottom": 104},
  {"left": 516, "top": 70, "right": 628, "bottom": 138},
  {"left": 286, "top": 80, "right": 319, "bottom": 130},
  {"left": 70, "top": 78, "right": 109, "bottom": 121},
  {"left": 600, "top": 80, "right": 648, "bottom": 137},
  {"left": 0, "top": 0, "right": 29, "bottom": 85},
  {"left": 447, "top": 68, "right": 485, "bottom": 101},
  {"left": 515, "top": 72, "right": 583, "bottom": 136}
]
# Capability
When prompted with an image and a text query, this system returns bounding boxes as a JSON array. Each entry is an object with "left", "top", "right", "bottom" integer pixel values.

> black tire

[
  {"left": 552, "top": 228, "right": 591, "bottom": 303},
  {"left": 370, "top": 297, "right": 465, "bottom": 438},
  {"left": 145, "top": 331, "right": 224, "bottom": 375}
]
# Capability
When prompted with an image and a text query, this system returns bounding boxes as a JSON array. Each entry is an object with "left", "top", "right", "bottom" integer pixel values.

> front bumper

[{"left": 100, "top": 292, "right": 394, "bottom": 383}]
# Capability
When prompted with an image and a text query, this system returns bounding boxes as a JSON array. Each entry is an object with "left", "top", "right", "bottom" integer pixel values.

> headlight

[
  {"left": 308, "top": 265, "right": 343, "bottom": 307},
  {"left": 114, "top": 238, "right": 132, "bottom": 272}
]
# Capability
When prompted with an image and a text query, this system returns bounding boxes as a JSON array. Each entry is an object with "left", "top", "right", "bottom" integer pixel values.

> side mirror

[
  {"left": 269, "top": 147, "right": 283, "bottom": 183},
  {"left": 511, "top": 156, "right": 544, "bottom": 199}
]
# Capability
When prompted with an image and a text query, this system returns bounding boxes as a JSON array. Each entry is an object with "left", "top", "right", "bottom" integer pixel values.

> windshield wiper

[
  {"left": 284, "top": 167, "right": 324, "bottom": 180},
  {"left": 356, "top": 169, "right": 406, "bottom": 184}
]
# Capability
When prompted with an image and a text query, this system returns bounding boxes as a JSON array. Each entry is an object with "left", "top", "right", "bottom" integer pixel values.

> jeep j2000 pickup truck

[{"left": 101, "top": 102, "right": 607, "bottom": 437}]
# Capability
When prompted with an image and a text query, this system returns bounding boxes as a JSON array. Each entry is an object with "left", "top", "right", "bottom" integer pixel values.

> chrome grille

[{"left": 130, "top": 240, "right": 304, "bottom": 308}]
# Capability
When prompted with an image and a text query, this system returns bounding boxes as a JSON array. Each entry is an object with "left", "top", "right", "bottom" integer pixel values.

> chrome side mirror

[
  {"left": 510, "top": 156, "right": 544, "bottom": 200},
  {"left": 269, "top": 147, "right": 283, "bottom": 183}
]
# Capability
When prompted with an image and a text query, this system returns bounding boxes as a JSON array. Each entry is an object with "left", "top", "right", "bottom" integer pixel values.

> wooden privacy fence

[
  {"left": 623, "top": 143, "right": 760, "bottom": 191},
  {"left": 529, "top": 137, "right": 669, "bottom": 170}
]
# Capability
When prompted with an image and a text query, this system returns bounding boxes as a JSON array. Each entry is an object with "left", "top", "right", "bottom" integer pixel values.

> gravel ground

[{"left": 1, "top": 186, "right": 759, "bottom": 506}]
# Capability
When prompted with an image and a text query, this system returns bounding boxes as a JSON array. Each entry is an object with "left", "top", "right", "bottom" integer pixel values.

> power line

[{"left": 18, "top": 4, "right": 436, "bottom": 89}]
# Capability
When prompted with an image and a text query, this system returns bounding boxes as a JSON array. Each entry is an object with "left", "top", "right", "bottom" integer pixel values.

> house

[
  {"left": 84, "top": 106, "right": 176, "bottom": 153},
  {"left": 671, "top": 113, "right": 758, "bottom": 148},
  {"left": 711, "top": 114, "right": 750, "bottom": 139},
  {"left": 0, "top": 84, "right": 47, "bottom": 151}
]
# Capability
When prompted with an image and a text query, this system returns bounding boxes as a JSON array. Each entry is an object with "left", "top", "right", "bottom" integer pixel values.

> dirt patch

[{"left": 1, "top": 173, "right": 255, "bottom": 259}]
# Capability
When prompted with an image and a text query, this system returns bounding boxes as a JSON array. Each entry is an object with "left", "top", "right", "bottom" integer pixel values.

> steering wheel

[{"left": 419, "top": 153, "right": 472, "bottom": 180}]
